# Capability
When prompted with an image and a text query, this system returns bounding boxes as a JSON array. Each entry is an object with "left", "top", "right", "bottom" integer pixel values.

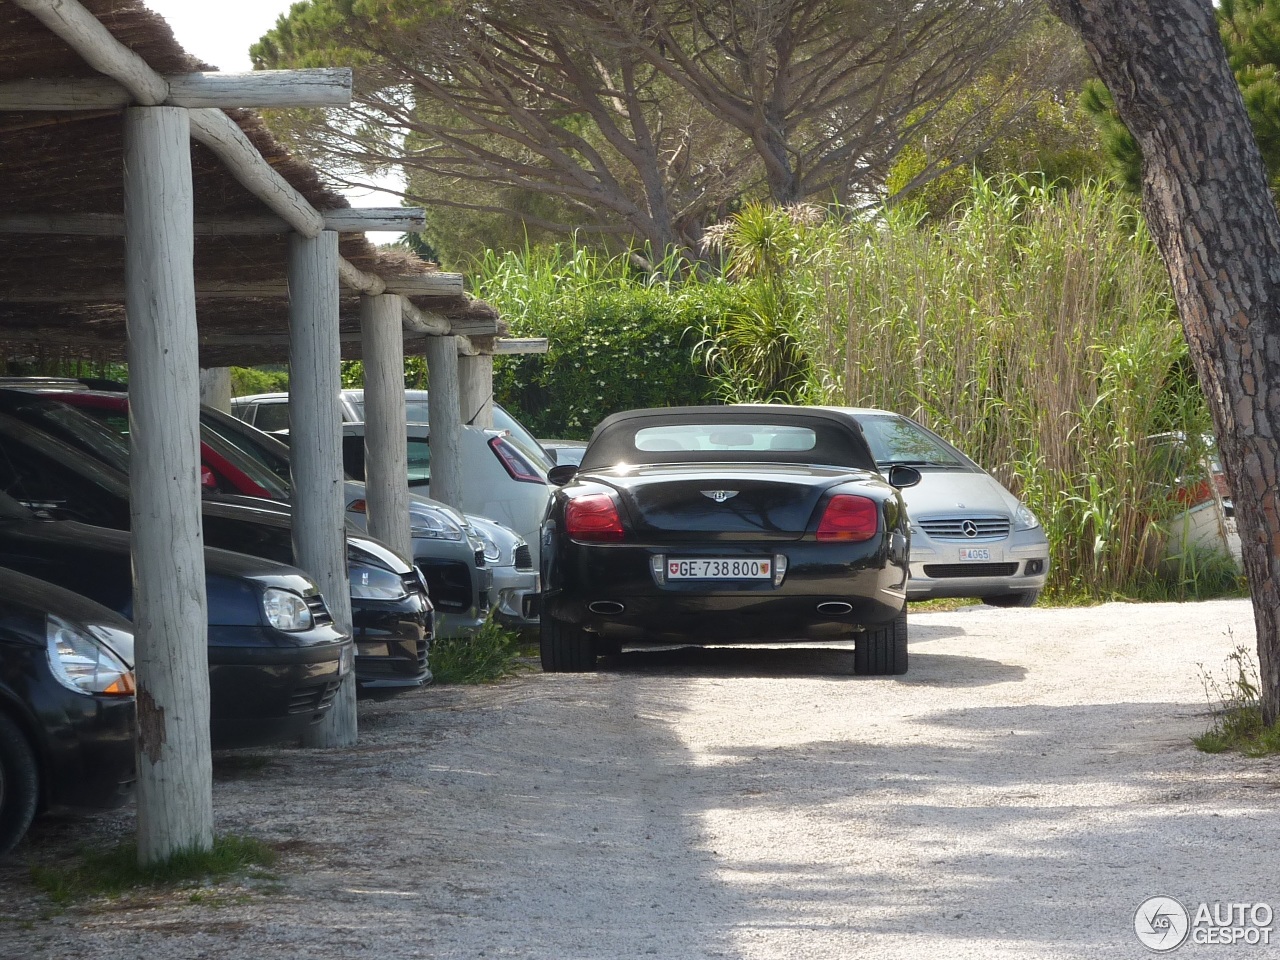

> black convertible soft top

[{"left": 579, "top": 405, "right": 879, "bottom": 473}]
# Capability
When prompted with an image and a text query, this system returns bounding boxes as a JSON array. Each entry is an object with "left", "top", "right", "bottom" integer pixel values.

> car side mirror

[
  {"left": 887, "top": 465, "right": 922, "bottom": 489},
  {"left": 548, "top": 464, "right": 579, "bottom": 486}
]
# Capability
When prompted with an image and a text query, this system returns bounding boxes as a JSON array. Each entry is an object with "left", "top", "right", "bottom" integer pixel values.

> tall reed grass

[{"left": 699, "top": 179, "right": 1226, "bottom": 599}]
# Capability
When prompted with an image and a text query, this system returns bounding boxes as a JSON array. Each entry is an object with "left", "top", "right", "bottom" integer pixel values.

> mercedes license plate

[
  {"left": 958, "top": 548, "right": 992, "bottom": 561},
  {"left": 668, "top": 558, "right": 772, "bottom": 580}
]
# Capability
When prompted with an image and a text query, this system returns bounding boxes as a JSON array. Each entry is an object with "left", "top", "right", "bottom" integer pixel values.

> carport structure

[{"left": 0, "top": 0, "right": 525, "bottom": 861}]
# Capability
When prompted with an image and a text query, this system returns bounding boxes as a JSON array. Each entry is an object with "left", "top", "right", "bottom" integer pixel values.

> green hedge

[{"left": 482, "top": 254, "right": 724, "bottom": 438}]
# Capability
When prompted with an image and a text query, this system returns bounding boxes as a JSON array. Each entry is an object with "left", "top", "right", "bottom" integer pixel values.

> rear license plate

[
  {"left": 668, "top": 558, "right": 772, "bottom": 580},
  {"left": 958, "top": 548, "right": 992, "bottom": 561}
]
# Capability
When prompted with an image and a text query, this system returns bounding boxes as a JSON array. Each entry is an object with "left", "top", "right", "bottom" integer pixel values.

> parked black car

[
  {"left": 0, "top": 490, "right": 350, "bottom": 747},
  {"left": 541, "top": 405, "right": 918, "bottom": 674},
  {"left": 0, "top": 567, "right": 137, "bottom": 856},
  {"left": 0, "top": 405, "right": 433, "bottom": 696}
]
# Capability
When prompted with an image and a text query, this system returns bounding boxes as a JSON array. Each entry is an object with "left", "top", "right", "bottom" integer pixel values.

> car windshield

[{"left": 854, "top": 414, "right": 969, "bottom": 468}]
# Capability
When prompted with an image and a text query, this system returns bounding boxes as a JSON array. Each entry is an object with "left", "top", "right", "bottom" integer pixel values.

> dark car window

[
  {"left": 407, "top": 440, "right": 431, "bottom": 485},
  {"left": 251, "top": 402, "right": 291, "bottom": 433},
  {"left": 0, "top": 396, "right": 133, "bottom": 475},
  {"left": 202, "top": 409, "right": 296, "bottom": 483},
  {"left": 0, "top": 433, "right": 127, "bottom": 527},
  {"left": 853, "top": 414, "right": 969, "bottom": 468}
]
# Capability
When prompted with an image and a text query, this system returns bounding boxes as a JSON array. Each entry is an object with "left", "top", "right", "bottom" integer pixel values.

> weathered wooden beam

[
  {"left": 492, "top": 337, "right": 550, "bottom": 355},
  {"left": 188, "top": 109, "right": 325, "bottom": 237},
  {"left": 288, "top": 231, "right": 357, "bottom": 749},
  {"left": 4, "top": 275, "right": 479, "bottom": 305},
  {"left": 338, "top": 258, "right": 386, "bottom": 296},
  {"left": 0, "top": 70, "right": 352, "bottom": 110},
  {"left": 13, "top": 0, "right": 168, "bottom": 104},
  {"left": 449, "top": 313, "right": 507, "bottom": 337},
  {"left": 401, "top": 301, "right": 452, "bottom": 336},
  {"left": 321, "top": 208, "right": 425, "bottom": 233},
  {"left": 382, "top": 273, "right": 465, "bottom": 297},
  {"left": 0, "top": 208, "right": 425, "bottom": 236},
  {"left": 123, "top": 105, "right": 214, "bottom": 863}
]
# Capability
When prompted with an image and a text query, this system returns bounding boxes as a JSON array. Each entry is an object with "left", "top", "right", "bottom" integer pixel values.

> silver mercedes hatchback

[{"left": 825, "top": 407, "right": 1050, "bottom": 607}]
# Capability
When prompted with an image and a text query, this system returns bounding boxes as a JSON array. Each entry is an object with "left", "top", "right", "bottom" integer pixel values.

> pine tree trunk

[{"left": 1046, "top": 0, "right": 1280, "bottom": 722}]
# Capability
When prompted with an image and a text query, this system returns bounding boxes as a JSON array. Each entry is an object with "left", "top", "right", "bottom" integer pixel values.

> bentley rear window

[
  {"left": 583, "top": 411, "right": 877, "bottom": 472},
  {"left": 634, "top": 424, "right": 816, "bottom": 453}
]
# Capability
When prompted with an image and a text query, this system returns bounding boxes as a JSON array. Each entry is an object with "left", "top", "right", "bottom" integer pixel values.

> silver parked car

[{"left": 826, "top": 407, "right": 1050, "bottom": 607}]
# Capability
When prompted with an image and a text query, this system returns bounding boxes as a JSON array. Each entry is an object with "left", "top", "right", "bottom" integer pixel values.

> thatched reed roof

[{"left": 0, "top": 0, "right": 499, "bottom": 368}]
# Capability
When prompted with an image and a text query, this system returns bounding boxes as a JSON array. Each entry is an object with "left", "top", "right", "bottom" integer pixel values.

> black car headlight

[
  {"left": 350, "top": 564, "right": 409, "bottom": 600},
  {"left": 46, "top": 615, "right": 135, "bottom": 696},
  {"left": 262, "top": 588, "right": 315, "bottom": 631}
]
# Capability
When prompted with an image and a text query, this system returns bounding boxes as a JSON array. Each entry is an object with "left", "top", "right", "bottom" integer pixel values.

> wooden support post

[
  {"left": 360, "top": 294, "right": 412, "bottom": 559},
  {"left": 123, "top": 106, "right": 213, "bottom": 864},
  {"left": 198, "top": 368, "right": 232, "bottom": 413},
  {"left": 287, "top": 230, "right": 357, "bottom": 748},
  {"left": 425, "top": 336, "right": 464, "bottom": 511},
  {"left": 458, "top": 354, "right": 494, "bottom": 430}
]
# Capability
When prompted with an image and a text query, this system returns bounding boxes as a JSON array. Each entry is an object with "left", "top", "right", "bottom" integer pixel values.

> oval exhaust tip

[
  {"left": 588, "top": 601, "right": 626, "bottom": 616},
  {"left": 816, "top": 601, "right": 853, "bottom": 615}
]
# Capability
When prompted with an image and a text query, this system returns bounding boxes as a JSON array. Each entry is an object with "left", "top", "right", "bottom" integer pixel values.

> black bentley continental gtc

[{"left": 540, "top": 406, "right": 920, "bottom": 674}]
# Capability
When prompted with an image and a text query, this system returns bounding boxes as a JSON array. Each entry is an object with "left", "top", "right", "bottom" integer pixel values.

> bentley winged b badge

[{"left": 701, "top": 490, "right": 739, "bottom": 503}]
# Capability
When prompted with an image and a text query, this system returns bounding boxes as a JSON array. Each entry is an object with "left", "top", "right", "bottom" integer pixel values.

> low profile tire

[
  {"left": 984, "top": 590, "right": 1041, "bottom": 608},
  {"left": 540, "top": 616, "right": 598, "bottom": 672},
  {"left": 854, "top": 609, "right": 908, "bottom": 676},
  {"left": 0, "top": 714, "right": 40, "bottom": 857}
]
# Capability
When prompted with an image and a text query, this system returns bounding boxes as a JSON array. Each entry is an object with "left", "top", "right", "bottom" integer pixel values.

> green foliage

[
  {"left": 472, "top": 246, "right": 717, "bottom": 438},
  {"left": 887, "top": 16, "right": 1107, "bottom": 221},
  {"left": 695, "top": 179, "right": 1229, "bottom": 601},
  {"left": 1195, "top": 641, "right": 1280, "bottom": 755},
  {"left": 230, "top": 366, "right": 289, "bottom": 396},
  {"left": 1085, "top": 0, "right": 1280, "bottom": 197},
  {"left": 30, "top": 835, "right": 277, "bottom": 904},
  {"left": 429, "top": 616, "right": 526, "bottom": 684}
]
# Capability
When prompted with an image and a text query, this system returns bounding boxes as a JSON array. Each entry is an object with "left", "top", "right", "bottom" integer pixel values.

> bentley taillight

[
  {"left": 565, "top": 493, "right": 625, "bottom": 542},
  {"left": 816, "top": 494, "right": 879, "bottom": 542}
]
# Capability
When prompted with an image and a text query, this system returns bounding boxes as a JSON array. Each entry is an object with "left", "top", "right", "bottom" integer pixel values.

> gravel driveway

[{"left": 3, "top": 599, "right": 1278, "bottom": 959}]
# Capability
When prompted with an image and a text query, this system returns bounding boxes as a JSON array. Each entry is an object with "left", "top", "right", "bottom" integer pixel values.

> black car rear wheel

[
  {"left": 984, "top": 590, "right": 1040, "bottom": 608},
  {"left": 540, "top": 617, "right": 598, "bottom": 672},
  {"left": 0, "top": 714, "right": 40, "bottom": 857},
  {"left": 854, "top": 609, "right": 908, "bottom": 676}
]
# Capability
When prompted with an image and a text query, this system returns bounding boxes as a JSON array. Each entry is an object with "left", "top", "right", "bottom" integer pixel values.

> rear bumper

[{"left": 543, "top": 539, "right": 907, "bottom": 643}]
